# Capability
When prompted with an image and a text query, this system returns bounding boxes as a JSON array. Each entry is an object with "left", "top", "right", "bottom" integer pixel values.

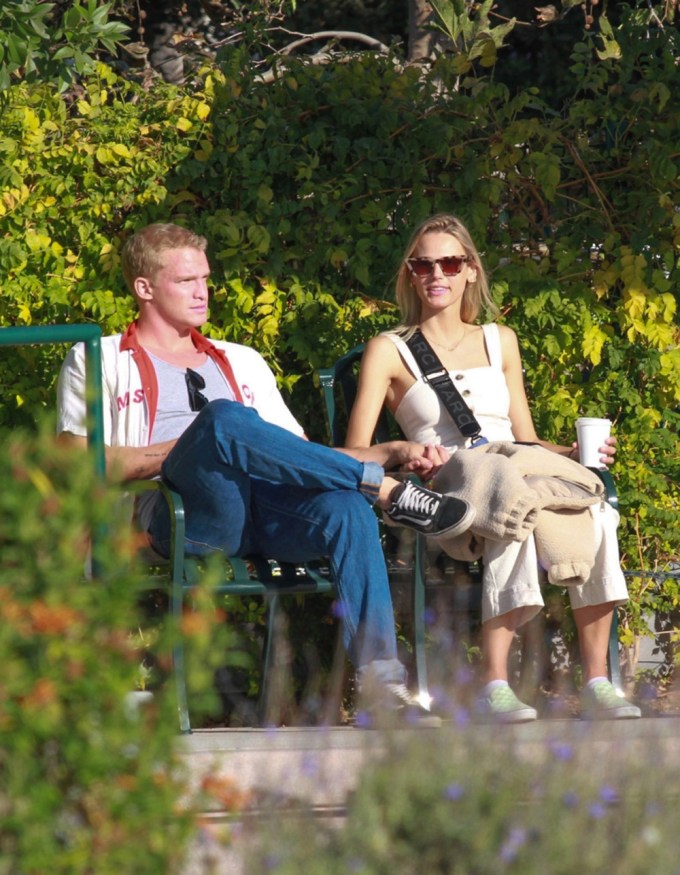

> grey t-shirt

[
  {"left": 149, "top": 353, "right": 235, "bottom": 442},
  {"left": 136, "top": 354, "right": 236, "bottom": 532}
]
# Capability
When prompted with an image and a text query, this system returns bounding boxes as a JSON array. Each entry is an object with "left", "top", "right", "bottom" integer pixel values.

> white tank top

[{"left": 383, "top": 323, "right": 515, "bottom": 452}]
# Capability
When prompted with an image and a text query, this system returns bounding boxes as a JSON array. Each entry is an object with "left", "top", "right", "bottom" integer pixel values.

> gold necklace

[{"left": 420, "top": 326, "right": 467, "bottom": 353}]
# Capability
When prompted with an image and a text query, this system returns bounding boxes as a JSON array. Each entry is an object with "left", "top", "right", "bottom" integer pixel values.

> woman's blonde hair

[
  {"left": 394, "top": 213, "right": 497, "bottom": 335},
  {"left": 121, "top": 223, "right": 208, "bottom": 292}
]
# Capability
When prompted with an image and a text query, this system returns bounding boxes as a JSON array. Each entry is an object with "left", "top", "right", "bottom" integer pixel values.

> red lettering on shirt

[
  {"left": 117, "top": 389, "right": 145, "bottom": 410},
  {"left": 241, "top": 384, "right": 254, "bottom": 405}
]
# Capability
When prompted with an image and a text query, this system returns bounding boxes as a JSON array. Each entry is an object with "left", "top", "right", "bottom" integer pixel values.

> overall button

[{"left": 454, "top": 373, "right": 464, "bottom": 381}]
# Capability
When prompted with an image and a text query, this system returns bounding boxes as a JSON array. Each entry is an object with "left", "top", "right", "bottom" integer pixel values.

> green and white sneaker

[
  {"left": 475, "top": 685, "right": 537, "bottom": 724},
  {"left": 580, "top": 680, "right": 641, "bottom": 720}
]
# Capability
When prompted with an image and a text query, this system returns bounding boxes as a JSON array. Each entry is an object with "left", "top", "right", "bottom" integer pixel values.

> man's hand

[{"left": 398, "top": 442, "right": 450, "bottom": 479}]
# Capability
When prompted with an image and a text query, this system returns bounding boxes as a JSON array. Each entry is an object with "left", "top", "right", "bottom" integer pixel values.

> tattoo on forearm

[{"left": 129, "top": 449, "right": 169, "bottom": 479}]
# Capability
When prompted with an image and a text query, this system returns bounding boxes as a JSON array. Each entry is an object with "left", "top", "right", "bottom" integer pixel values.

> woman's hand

[
  {"left": 345, "top": 439, "right": 451, "bottom": 478},
  {"left": 401, "top": 442, "right": 450, "bottom": 479},
  {"left": 570, "top": 435, "right": 617, "bottom": 468}
]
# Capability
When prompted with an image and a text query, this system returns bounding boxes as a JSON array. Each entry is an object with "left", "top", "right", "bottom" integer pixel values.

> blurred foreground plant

[
  {"left": 245, "top": 725, "right": 680, "bottom": 874},
  {"left": 0, "top": 421, "right": 235, "bottom": 873}
]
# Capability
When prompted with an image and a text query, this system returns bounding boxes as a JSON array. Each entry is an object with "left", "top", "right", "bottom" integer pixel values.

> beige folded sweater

[{"left": 431, "top": 441, "right": 605, "bottom": 586}]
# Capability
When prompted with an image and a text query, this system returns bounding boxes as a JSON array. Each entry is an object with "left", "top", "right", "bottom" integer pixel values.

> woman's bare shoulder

[
  {"left": 496, "top": 323, "right": 521, "bottom": 349},
  {"left": 361, "top": 333, "right": 406, "bottom": 380},
  {"left": 364, "top": 332, "right": 401, "bottom": 356},
  {"left": 495, "top": 322, "right": 518, "bottom": 339}
]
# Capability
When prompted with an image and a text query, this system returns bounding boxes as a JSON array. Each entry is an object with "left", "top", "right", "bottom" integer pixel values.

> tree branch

[{"left": 255, "top": 30, "right": 391, "bottom": 84}]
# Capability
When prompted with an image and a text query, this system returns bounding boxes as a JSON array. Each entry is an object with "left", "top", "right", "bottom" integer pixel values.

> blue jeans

[{"left": 148, "top": 400, "right": 405, "bottom": 685}]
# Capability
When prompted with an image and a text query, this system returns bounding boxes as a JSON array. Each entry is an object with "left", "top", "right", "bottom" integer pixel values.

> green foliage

[
  {"left": 429, "top": 0, "right": 518, "bottom": 69},
  {"left": 0, "top": 3, "right": 678, "bottom": 670},
  {"left": 0, "top": 423, "right": 201, "bottom": 872},
  {"left": 0, "top": 62, "right": 213, "bottom": 422},
  {"left": 245, "top": 730, "right": 680, "bottom": 874},
  {"left": 0, "top": 1, "right": 129, "bottom": 93}
]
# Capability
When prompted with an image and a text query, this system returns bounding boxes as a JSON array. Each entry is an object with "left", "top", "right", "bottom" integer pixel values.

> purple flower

[
  {"left": 599, "top": 785, "right": 618, "bottom": 805},
  {"left": 499, "top": 826, "right": 528, "bottom": 864},
  {"left": 447, "top": 705, "right": 469, "bottom": 728},
  {"left": 499, "top": 844, "right": 518, "bottom": 864},
  {"left": 444, "top": 783, "right": 465, "bottom": 801},
  {"left": 548, "top": 740, "right": 574, "bottom": 761},
  {"left": 589, "top": 802, "right": 607, "bottom": 819},
  {"left": 354, "top": 709, "right": 373, "bottom": 729}
]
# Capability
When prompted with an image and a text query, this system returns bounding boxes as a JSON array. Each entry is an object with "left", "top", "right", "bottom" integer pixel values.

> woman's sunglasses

[{"left": 406, "top": 255, "right": 470, "bottom": 278}]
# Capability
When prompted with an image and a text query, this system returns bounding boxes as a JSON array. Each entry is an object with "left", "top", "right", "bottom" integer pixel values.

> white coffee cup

[{"left": 575, "top": 417, "right": 612, "bottom": 469}]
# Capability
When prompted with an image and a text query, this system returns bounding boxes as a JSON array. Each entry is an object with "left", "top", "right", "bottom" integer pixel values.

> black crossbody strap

[{"left": 405, "top": 330, "right": 483, "bottom": 443}]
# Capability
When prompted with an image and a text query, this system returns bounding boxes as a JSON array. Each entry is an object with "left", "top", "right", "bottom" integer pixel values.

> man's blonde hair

[{"left": 121, "top": 223, "right": 208, "bottom": 291}]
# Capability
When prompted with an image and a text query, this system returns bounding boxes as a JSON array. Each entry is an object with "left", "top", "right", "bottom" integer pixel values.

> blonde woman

[{"left": 346, "top": 213, "right": 640, "bottom": 723}]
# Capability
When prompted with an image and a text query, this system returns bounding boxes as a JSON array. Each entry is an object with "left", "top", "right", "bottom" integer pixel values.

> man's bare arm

[{"left": 57, "top": 433, "right": 177, "bottom": 482}]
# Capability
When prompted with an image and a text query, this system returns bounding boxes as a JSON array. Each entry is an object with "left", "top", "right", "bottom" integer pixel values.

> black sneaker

[
  {"left": 385, "top": 480, "right": 474, "bottom": 537},
  {"left": 357, "top": 683, "right": 442, "bottom": 729}
]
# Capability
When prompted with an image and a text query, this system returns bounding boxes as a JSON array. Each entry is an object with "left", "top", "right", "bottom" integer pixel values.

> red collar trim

[{"left": 120, "top": 322, "right": 244, "bottom": 406}]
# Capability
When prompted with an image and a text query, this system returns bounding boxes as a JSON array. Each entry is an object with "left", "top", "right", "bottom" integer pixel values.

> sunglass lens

[
  {"left": 410, "top": 259, "right": 432, "bottom": 277},
  {"left": 440, "top": 256, "right": 465, "bottom": 275}
]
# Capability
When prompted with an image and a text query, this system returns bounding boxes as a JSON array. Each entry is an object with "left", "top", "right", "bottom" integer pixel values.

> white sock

[
  {"left": 482, "top": 680, "right": 509, "bottom": 695},
  {"left": 586, "top": 676, "right": 608, "bottom": 689}
]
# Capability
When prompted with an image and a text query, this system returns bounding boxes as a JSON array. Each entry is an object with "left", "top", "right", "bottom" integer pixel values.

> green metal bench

[
  {"left": 0, "top": 325, "right": 624, "bottom": 729},
  {"left": 129, "top": 476, "right": 336, "bottom": 732},
  {"left": 315, "top": 343, "right": 623, "bottom": 702}
]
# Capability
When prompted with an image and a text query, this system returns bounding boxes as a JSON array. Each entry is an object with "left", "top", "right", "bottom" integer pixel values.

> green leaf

[
  {"left": 530, "top": 151, "right": 561, "bottom": 202},
  {"left": 52, "top": 46, "right": 75, "bottom": 61},
  {"left": 7, "top": 35, "right": 26, "bottom": 67},
  {"left": 63, "top": 5, "right": 83, "bottom": 30},
  {"left": 430, "top": 0, "right": 459, "bottom": 40},
  {"left": 595, "top": 14, "right": 622, "bottom": 61}
]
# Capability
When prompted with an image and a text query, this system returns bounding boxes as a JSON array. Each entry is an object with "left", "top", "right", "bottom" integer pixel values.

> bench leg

[
  {"left": 411, "top": 534, "right": 430, "bottom": 704},
  {"left": 173, "top": 641, "right": 192, "bottom": 734},
  {"left": 258, "top": 594, "right": 283, "bottom": 725},
  {"left": 172, "top": 580, "right": 192, "bottom": 734},
  {"left": 608, "top": 607, "right": 623, "bottom": 693}
]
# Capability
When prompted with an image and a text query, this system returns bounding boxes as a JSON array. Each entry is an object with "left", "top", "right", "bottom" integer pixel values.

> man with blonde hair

[{"left": 57, "top": 222, "right": 473, "bottom": 724}]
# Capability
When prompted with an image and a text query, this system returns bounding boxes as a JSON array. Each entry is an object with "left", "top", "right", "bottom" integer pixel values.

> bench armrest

[
  {"left": 591, "top": 467, "right": 618, "bottom": 510},
  {"left": 126, "top": 480, "right": 186, "bottom": 581}
]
